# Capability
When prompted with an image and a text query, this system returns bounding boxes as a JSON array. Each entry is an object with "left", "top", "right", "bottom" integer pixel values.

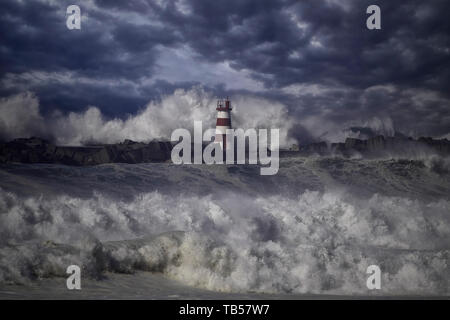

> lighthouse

[{"left": 215, "top": 97, "right": 232, "bottom": 150}]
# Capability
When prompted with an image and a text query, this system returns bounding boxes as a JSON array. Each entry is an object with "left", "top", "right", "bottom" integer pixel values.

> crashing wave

[{"left": 0, "top": 187, "right": 448, "bottom": 295}]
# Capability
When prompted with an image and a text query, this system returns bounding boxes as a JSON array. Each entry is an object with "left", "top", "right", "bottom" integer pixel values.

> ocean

[{"left": 0, "top": 156, "right": 449, "bottom": 298}]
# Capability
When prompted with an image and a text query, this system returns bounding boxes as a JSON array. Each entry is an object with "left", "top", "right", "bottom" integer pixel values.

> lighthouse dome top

[{"left": 216, "top": 98, "right": 232, "bottom": 111}]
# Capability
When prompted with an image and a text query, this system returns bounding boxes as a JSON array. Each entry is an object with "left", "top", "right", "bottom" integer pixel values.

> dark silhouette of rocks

[
  {"left": 0, "top": 137, "right": 173, "bottom": 165},
  {"left": 1, "top": 135, "right": 449, "bottom": 165},
  {"left": 282, "top": 135, "right": 450, "bottom": 158}
]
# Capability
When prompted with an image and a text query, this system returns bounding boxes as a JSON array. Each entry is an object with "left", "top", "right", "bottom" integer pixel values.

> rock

[
  {"left": 0, "top": 137, "right": 55, "bottom": 164},
  {"left": 367, "top": 135, "right": 386, "bottom": 151},
  {"left": 2, "top": 135, "right": 449, "bottom": 165},
  {"left": 418, "top": 137, "right": 450, "bottom": 154},
  {"left": 300, "top": 141, "right": 328, "bottom": 155},
  {"left": 344, "top": 138, "right": 367, "bottom": 151},
  {"left": 295, "top": 135, "right": 450, "bottom": 158},
  {"left": 0, "top": 137, "right": 173, "bottom": 165}
]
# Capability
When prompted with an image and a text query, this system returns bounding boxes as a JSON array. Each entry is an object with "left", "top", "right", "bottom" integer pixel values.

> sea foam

[{"left": 0, "top": 187, "right": 448, "bottom": 295}]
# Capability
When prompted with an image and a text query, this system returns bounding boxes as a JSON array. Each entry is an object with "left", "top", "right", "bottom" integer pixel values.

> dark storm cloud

[
  {"left": 0, "top": 0, "right": 449, "bottom": 139},
  {"left": 93, "top": 0, "right": 448, "bottom": 92},
  {"left": 0, "top": 0, "right": 179, "bottom": 78},
  {"left": 0, "top": 0, "right": 181, "bottom": 116}
]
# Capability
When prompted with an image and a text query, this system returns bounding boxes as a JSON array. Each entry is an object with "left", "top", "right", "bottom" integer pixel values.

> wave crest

[{"left": 0, "top": 188, "right": 449, "bottom": 295}]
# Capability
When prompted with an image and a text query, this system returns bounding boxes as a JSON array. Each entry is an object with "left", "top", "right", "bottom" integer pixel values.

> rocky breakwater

[
  {"left": 0, "top": 137, "right": 173, "bottom": 165},
  {"left": 282, "top": 135, "right": 450, "bottom": 158}
]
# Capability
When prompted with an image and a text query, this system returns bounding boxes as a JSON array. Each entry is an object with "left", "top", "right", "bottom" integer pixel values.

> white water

[{"left": 0, "top": 157, "right": 449, "bottom": 297}]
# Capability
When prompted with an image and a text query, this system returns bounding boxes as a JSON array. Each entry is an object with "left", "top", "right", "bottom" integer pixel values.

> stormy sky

[{"left": 0, "top": 0, "right": 449, "bottom": 144}]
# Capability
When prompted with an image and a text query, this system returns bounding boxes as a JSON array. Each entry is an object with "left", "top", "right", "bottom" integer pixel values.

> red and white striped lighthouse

[{"left": 215, "top": 98, "right": 232, "bottom": 149}]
